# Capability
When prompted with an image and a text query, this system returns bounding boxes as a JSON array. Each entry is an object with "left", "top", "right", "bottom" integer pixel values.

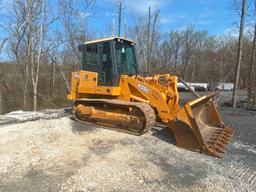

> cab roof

[{"left": 84, "top": 37, "right": 136, "bottom": 45}]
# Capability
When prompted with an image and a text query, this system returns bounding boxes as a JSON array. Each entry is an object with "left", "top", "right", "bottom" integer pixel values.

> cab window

[
  {"left": 115, "top": 42, "right": 137, "bottom": 75},
  {"left": 84, "top": 44, "right": 98, "bottom": 66}
]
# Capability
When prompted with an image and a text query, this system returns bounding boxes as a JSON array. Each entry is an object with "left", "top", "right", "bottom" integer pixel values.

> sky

[
  {"left": 0, "top": 0, "right": 244, "bottom": 60},
  {"left": 88, "top": 0, "right": 238, "bottom": 37}
]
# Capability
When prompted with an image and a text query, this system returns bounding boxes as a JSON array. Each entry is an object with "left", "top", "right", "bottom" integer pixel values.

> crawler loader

[{"left": 67, "top": 37, "right": 233, "bottom": 158}]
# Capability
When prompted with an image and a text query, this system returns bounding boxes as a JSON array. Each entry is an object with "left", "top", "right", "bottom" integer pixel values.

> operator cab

[{"left": 79, "top": 37, "right": 138, "bottom": 86}]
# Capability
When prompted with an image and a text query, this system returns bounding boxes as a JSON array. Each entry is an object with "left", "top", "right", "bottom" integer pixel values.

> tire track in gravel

[
  {"left": 228, "top": 162, "right": 256, "bottom": 186},
  {"left": 248, "top": 170, "right": 256, "bottom": 185}
]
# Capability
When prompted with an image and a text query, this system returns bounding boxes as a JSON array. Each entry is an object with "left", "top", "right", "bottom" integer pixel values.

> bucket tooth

[
  {"left": 207, "top": 147, "right": 221, "bottom": 158},
  {"left": 218, "top": 131, "right": 231, "bottom": 138},
  {"left": 214, "top": 140, "right": 226, "bottom": 149},
  {"left": 221, "top": 139, "right": 229, "bottom": 145},
  {"left": 209, "top": 134, "right": 227, "bottom": 143},
  {"left": 221, "top": 139, "right": 230, "bottom": 145},
  {"left": 207, "top": 138, "right": 226, "bottom": 152},
  {"left": 210, "top": 130, "right": 233, "bottom": 143},
  {"left": 219, "top": 131, "right": 233, "bottom": 140},
  {"left": 207, "top": 143, "right": 226, "bottom": 151},
  {"left": 225, "top": 128, "right": 234, "bottom": 133},
  {"left": 223, "top": 129, "right": 233, "bottom": 135},
  {"left": 215, "top": 145, "right": 225, "bottom": 153},
  {"left": 222, "top": 135, "right": 232, "bottom": 142},
  {"left": 209, "top": 144, "right": 225, "bottom": 154},
  {"left": 214, "top": 137, "right": 229, "bottom": 145},
  {"left": 216, "top": 149, "right": 225, "bottom": 154},
  {"left": 225, "top": 130, "right": 233, "bottom": 136},
  {"left": 220, "top": 136, "right": 231, "bottom": 144}
]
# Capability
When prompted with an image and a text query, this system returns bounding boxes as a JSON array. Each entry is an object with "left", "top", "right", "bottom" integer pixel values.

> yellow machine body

[{"left": 67, "top": 37, "right": 233, "bottom": 158}]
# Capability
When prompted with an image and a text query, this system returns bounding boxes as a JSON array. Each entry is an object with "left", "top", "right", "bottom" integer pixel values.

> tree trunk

[
  {"left": 196, "top": 51, "right": 204, "bottom": 82},
  {"left": 182, "top": 31, "right": 191, "bottom": 81},
  {"left": 248, "top": 11, "right": 256, "bottom": 100},
  {"left": 52, "top": 62, "right": 56, "bottom": 97},
  {"left": 117, "top": 2, "right": 122, "bottom": 37},
  {"left": 33, "top": 82, "right": 37, "bottom": 111},
  {"left": 28, "top": 0, "right": 34, "bottom": 110},
  {"left": 174, "top": 43, "right": 179, "bottom": 70},
  {"left": 60, "top": 66, "right": 70, "bottom": 93},
  {"left": 232, "top": 0, "right": 246, "bottom": 108},
  {"left": 23, "top": 62, "right": 29, "bottom": 108},
  {"left": 0, "top": 91, "right": 2, "bottom": 115},
  {"left": 146, "top": 6, "right": 151, "bottom": 74},
  {"left": 183, "top": 50, "right": 190, "bottom": 81},
  {"left": 51, "top": 57, "right": 56, "bottom": 97},
  {"left": 148, "top": 8, "right": 160, "bottom": 74},
  {"left": 31, "top": 0, "right": 45, "bottom": 111}
]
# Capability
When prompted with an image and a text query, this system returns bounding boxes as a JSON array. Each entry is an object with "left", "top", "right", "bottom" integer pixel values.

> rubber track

[{"left": 74, "top": 99, "right": 156, "bottom": 135}]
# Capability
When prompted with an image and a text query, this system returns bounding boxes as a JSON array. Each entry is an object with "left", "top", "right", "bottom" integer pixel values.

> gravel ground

[{"left": 0, "top": 93, "right": 255, "bottom": 192}]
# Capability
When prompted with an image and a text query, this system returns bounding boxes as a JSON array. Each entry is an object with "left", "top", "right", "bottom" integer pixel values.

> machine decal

[{"left": 137, "top": 83, "right": 150, "bottom": 93}]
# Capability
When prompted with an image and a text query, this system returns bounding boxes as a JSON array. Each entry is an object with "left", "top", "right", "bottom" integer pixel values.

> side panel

[
  {"left": 67, "top": 70, "right": 121, "bottom": 100},
  {"left": 67, "top": 71, "right": 80, "bottom": 100}
]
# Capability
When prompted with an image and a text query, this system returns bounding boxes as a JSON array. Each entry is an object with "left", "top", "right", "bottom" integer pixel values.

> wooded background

[{"left": 0, "top": 0, "right": 255, "bottom": 114}]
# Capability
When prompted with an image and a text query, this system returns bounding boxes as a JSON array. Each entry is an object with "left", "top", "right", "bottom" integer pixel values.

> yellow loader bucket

[{"left": 168, "top": 93, "right": 233, "bottom": 158}]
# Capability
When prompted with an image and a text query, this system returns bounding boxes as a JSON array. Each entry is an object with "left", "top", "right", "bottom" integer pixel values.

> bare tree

[
  {"left": 31, "top": 0, "right": 45, "bottom": 111},
  {"left": 58, "top": 0, "right": 94, "bottom": 67},
  {"left": 129, "top": 22, "right": 147, "bottom": 70},
  {"left": 232, "top": 0, "right": 246, "bottom": 108},
  {"left": 191, "top": 31, "right": 211, "bottom": 82},
  {"left": 146, "top": 6, "right": 151, "bottom": 73},
  {"left": 0, "top": 91, "right": 2, "bottom": 115},
  {"left": 0, "top": 0, "right": 30, "bottom": 108},
  {"left": 157, "top": 31, "right": 180, "bottom": 70},
  {"left": 181, "top": 26, "right": 195, "bottom": 81},
  {"left": 117, "top": 2, "right": 122, "bottom": 37},
  {"left": 129, "top": 7, "right": 160, "bottom": 74},
  {"left": 49, "top": 52, "right": 56, "bottom": 97},
  {"left": 173, "top": 32, "right": 181, "bottom": 70},
  {"left": 148, "top": 7, "right": 160, "bottom": 74},
  {"left": 248, "top": 0, "right": 256, "bottom": 100}
]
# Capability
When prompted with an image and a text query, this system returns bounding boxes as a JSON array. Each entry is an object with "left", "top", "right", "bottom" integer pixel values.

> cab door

[{"left": 98, "top": 41, "right": 114, "bottom": 86}]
